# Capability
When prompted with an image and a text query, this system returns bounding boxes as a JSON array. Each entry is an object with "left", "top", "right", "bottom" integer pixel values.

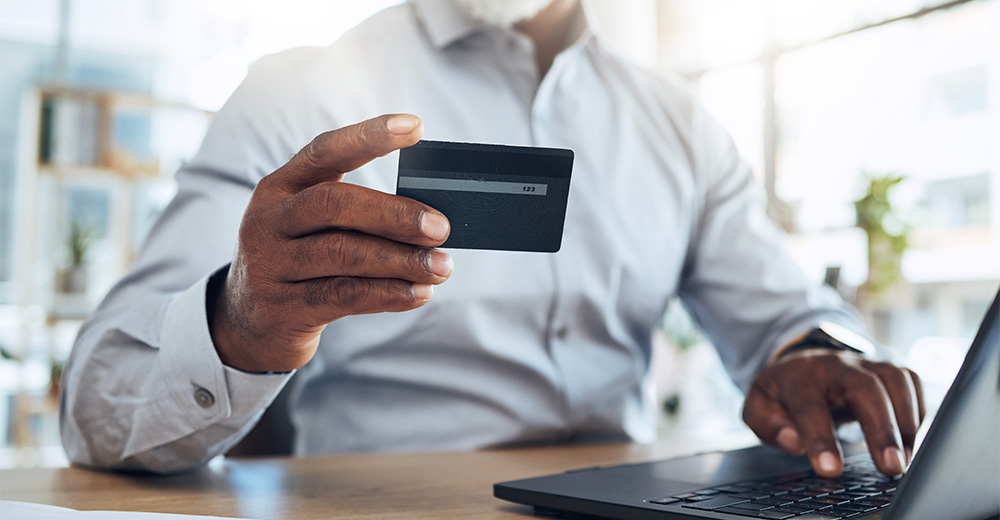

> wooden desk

[{"left": 0, "top": 434, "right": 757, "bottom": 519}]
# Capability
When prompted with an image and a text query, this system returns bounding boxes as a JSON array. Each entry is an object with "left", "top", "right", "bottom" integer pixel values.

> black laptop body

[{"left": 495, "top": 290, "right": 1000, "bottom": 520}]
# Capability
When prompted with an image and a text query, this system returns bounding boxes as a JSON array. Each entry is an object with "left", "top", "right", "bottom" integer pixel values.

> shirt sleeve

[
  {"left": 677, "top": 106, "right": 873, "bottom": 394},
  {"left": 59, "top": 53, "right": 307, "bottom": 474}
]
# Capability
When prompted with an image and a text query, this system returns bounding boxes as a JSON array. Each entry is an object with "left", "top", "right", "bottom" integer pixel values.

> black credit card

[{"left": 396, "top": 140, "right": 574, "bottom": 252}]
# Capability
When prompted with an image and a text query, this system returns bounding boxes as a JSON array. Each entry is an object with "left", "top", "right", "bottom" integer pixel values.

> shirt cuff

[
  {"left": 157, "top": 266, "right": 292, "bottom": 430},
  {"left": 767, "top": 319, "right": 882, "bottom": 364}
]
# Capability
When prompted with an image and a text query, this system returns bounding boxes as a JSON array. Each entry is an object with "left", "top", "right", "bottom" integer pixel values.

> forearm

[
  {"left": 60, "top": 270, "right": 291, "bottom": 474},
  {"left": 678, "top": 104, "right": 871, "bottom": 392}
]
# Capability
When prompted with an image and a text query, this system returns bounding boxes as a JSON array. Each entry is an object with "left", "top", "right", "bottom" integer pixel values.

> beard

[{"left": 450, "top": 0, "right": 556, "bottom": 27}]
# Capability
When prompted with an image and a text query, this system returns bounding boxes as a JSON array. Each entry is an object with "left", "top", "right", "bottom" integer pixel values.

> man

[{"left": 61, "top": 0, "right": 924, "bottom": 478}]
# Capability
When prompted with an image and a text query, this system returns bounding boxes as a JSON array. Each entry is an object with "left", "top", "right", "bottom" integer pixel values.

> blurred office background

[{"left": 0, "top": 0, "right": 997, "bottom": 468}]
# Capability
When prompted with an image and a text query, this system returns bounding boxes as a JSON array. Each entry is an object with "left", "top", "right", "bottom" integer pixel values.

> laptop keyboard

[{"left": 647, "top": 457, "right": 900, "bottom": 519}]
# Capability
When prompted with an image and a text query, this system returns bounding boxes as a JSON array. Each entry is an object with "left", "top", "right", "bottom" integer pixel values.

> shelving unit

[{"left": 3, "top": 86, "right": 211, "bottom": 467}]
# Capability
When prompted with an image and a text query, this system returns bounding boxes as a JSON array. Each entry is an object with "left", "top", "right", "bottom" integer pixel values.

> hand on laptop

[
  {"left": 742, "top": 349, "right": 925, "bottom": 478},
  {"left": 207, "top": 114, "right": 453, "bottom": 373}
]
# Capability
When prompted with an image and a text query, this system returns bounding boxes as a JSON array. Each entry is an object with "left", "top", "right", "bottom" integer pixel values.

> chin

[{"left": 450, "top": 0, "right": 556, "bottom": 27}]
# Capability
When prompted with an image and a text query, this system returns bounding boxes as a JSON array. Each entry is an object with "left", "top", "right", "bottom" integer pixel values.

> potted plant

[
  {"left": 56, "top": 219, "right": 92, "bottom": 294},
  {"left": 854, "top": 172, "right": 911, "bottom": 301}
]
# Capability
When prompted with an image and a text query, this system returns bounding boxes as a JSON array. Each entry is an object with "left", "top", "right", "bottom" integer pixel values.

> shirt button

[
  {"left": 555, "top": 327, "right": 569, "bottom": 339},
  {"left": 194, "top": 387, "right": 215, "bottom": 408}
]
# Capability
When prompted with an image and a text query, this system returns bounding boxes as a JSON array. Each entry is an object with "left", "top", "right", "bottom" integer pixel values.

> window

[
  {"left": 655, "top": 0, "right": 1000, "bottom": 353},
  {"left": 925, "top": 65, "right": 989, "bottom": 118},
  {"left": 923, "top": 173, "right": 991, "bottom": 230}
]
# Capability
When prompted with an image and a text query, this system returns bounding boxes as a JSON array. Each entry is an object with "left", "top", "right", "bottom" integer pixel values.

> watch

[{"left": 778, "top": 321, "right": 879, "bottom": 359}]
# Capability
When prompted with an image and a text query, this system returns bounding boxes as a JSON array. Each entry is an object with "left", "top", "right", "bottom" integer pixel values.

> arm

[
  {"left": 678, "top": 108, "right": 923, "bottom": 478},
  {"left": 60, "top": 55, "right": 452, "bottom": 472},
  {"left": 676, "top": 107, "right": 861, "bottom": 395},
  {"left": 59, "top": 55, "right": 301, "bottom": 472},
  {"left": 59, "top": 172, "right": 290, "bottom": 473}
]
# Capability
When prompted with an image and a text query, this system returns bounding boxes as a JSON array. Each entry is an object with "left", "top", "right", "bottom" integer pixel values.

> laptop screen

[{"left": 886, "top": 288, "right": 999, "bottom": 520}]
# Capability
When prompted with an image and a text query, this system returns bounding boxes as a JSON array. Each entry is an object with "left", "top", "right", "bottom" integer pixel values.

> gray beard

[{"left": 450, "top": 0, "right": 555, "bottom": 27}]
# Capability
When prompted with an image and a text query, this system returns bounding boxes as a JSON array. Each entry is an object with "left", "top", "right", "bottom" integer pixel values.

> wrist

[
  {"left": 206, "top": 265, "right": 249, "bottom": 371},
  {"left": 772, "top": 322, "right": 878, "bottom": 363},
  {"left": 206, "top": 266, "right": 305, "bottom": 374}
]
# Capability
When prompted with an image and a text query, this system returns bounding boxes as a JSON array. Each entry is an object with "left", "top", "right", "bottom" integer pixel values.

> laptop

[{"left": 495, "top": 289, "right": 1000, "bottom": 520}]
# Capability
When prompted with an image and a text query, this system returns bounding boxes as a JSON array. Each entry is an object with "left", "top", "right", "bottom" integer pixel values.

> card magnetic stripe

[{"left": 399, "top": 141, "right": 573, "bottom": 178}]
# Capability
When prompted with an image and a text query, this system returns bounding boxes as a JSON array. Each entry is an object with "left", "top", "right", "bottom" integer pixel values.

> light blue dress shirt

[{"left": 60, "top": 0, "right": 865, "bottom": 473}]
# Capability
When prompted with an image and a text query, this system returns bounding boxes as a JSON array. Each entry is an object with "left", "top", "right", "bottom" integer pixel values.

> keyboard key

[
  {"left": 842, "top": 491, "right": 879, "bottom": 499},
  {"left": 716, "top": 506, "right": 760, "bottom": 517},
  {"left": 837, "top": 503, "right": 877, "bottom": 513},
  {"left": 771, "top": 506, "right": 811, "bottom": 514},
  {"left": 749, "top": 485, "right": 779, "bottom": 497},
  {"left": 731, "top": 493, "right": 764, "bottom": 500},
  {"left": 715, "top": 507, "right": 794, "bottom": 519},
  {"left": 828, "top": 507, "right": 863, "bottom": 518},
  {"left": 730, "top": 502, "right": 775, "bottom": 511},
  {"left": 793, "top": 513, "right": 843, "bottom": 520},
  {"left": 647, "top": 497, "right": 680, "bottom": 505},
  {"left": 755, "top": 497, "right": 794, "bottom": 506},
  {"left": 800, "top": 499, "right": 834, "bottom": 510},
  {"left": 681, "top": 495, "right": 752, "bottom": 510},
  {"left": 774, "top": 472, "right": 809, "bottom": 482},
  {"left": 696, "top": 489, "right": 721, "bottom": 495},
  {"left": 811, "top": 496, "right": 850, "bottom": 506},
  {"left": 716, "top": 485, "right": 755, "bottom": 494}
]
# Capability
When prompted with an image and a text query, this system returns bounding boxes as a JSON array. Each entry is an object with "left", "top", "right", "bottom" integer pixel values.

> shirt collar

[
  {"left": 411, "top": 0, "right": 486, "bottom": 49},
  {"left": 411, "top": 0, "right": 597, "bottom": 51}
]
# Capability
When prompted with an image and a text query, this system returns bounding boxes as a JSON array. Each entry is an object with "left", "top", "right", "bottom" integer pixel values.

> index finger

[
  {"left": 274, "top": 181, "right": 450, "bottom": 246},
  {"left": 270, "top": 114, "right": 423, "bottom": 193}
]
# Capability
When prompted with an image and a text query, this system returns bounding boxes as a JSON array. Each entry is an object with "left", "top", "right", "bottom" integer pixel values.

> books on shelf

[
  {"left": 40, "top": 95, "right": 100, "bottom": 167},
  {"left": 39, "top": 91, "right": 160, "bottom": 174}
]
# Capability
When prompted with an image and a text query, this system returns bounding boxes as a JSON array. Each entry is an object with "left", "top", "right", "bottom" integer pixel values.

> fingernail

[
  {"left": 883, "top": 447, "right": 905, "bottom": 475},
  {"left": 428, "top": 249, "right": 453, "bottom": 278},
  {"left": 386, "top": 115, "right": 419, "bottom": 135},
  {"left": 420, "top": 212, "right": 450, "bottom": 241},
  {"left": 776, "top": 427, "right": 803, "bottom": 454},
  {"left": 817, "top": 451, "right": 840, "bottom": 475},
  {"left": 413, "top": 283, "right": 433, "bottom": 301}
]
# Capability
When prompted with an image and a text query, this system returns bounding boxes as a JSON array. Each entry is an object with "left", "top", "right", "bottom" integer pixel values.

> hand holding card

[
  {"left": 208, "top": 114, "right": 455, "bottom": 373},
  {"left": 397, "top": 140, "right": 574, "bottom": 252}
]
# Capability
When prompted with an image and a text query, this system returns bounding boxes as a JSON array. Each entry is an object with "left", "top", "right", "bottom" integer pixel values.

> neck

[{"left": 515, "top": 0, "right": 584, "bottom": 78}]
